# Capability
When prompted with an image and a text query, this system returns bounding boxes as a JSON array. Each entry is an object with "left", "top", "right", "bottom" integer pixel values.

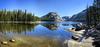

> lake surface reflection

[{"left": 0, "top": 21, "right": 80, "bottom": 47}]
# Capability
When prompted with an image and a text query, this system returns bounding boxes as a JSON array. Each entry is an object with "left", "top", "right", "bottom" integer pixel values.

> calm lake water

[{"left": 0, "top": 21, "right": 80, "bottom": 47}]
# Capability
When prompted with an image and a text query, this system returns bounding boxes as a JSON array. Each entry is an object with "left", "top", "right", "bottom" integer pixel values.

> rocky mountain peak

[{"left": 41, "top": 12, "right": 63, "bottom": 22}]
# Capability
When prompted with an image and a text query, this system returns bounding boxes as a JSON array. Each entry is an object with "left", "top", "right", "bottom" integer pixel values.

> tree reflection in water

[{"left": 0, "top": 23, "right": 38, "bottom": 34}]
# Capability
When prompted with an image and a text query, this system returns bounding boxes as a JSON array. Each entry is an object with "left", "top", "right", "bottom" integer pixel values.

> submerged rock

[
  {"left": 9, "top": 39, "right": 16, "bottom": 42},
  {"left": 1, "top": 41, "right": 8, "bottom": 45}
]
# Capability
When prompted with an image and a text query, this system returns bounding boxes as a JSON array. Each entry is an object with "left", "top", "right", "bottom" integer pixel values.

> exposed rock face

[
  {"left": 62, "top": 16, "right": 70, "bottom": 21},
  {"left": 41, "top": 12, "right": 63, "bottom": 22},
  {"left": 70, "top": 10, "right": 86, "bottom": 22}
]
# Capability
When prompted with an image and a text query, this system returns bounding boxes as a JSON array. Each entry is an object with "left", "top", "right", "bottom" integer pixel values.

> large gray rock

[{"left": 41, "top": 12, "right": 63, "bottom": 22}]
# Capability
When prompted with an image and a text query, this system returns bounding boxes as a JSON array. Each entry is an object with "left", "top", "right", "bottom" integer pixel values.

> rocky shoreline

[{"left": 67, "top": 24, "right": 100, "bottom": 47}]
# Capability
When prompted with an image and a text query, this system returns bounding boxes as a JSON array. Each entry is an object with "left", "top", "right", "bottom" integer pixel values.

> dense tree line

[
  {"left": 86, "top": 6, "right": 100, "bottom": 27},
  {"left": 0, "top": 9, "right": 40, "bottom": 22},
  {"left": 86, "top": 0, "right": 100, "bottom": 27}
]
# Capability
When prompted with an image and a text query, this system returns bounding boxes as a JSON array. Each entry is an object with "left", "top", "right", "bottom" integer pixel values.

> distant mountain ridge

[
  {"left": 70, "top": 10, "right": 87, "bottom": 22},
  {"left": 70, "top": 0, "right": 100, "bottom": 22},
  {"left": 62, "top": 16, "right": 70, "bottom": 21}
]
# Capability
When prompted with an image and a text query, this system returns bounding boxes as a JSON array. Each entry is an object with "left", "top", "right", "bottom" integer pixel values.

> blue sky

[{"left": 0, "top": 0, "right": 93, "bottom": 17}]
